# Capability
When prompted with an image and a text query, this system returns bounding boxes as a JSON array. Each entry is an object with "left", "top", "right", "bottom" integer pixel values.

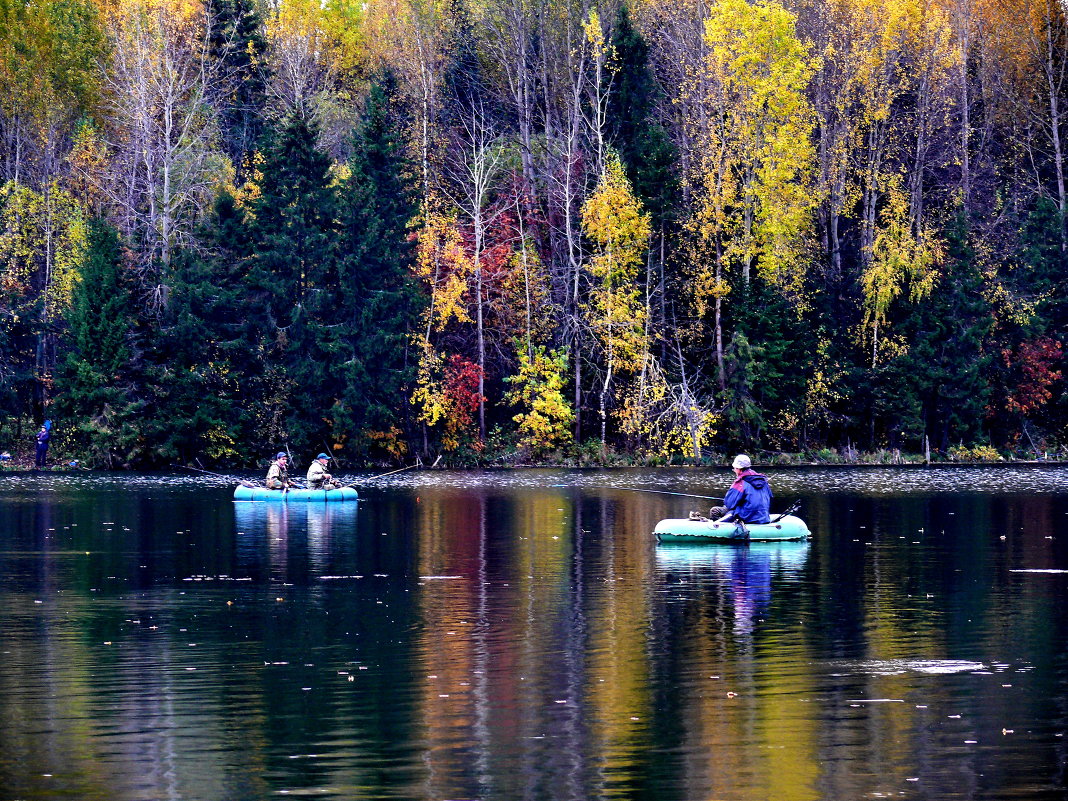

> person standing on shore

[{"left": 34, "top": 424, "right": 50, "bottom": 469}]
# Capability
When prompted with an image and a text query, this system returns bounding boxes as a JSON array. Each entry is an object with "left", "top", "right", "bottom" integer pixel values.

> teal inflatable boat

[
  {"left": 654, "top": 514, "right": 811, "bottom": 543},
  {"left": 233, "top": 485, "right": 359, "bottom": 502}
]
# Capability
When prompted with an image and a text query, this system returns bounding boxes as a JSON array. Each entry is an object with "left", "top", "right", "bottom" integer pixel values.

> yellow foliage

[
  {"left": 414, "top": 204, "right": 473, "bottom": 333},
  {"left": 410, "top": 342, "right": 476, "bottom": 452},
  {"left": 688, "top": 0, "right": 819, "bottom": 294},
  {"left": 861, "top": 176, "right": 943, "bottom": 360},
  {"left": 582, "top": 154, "right": 651, "bottom": 373},
  {"left": 505, "top": 345, "right": 574, "bottom": 454},
  {"left": 802, "top": 337, "right": 849, "bottom": 431},
  {"left": 203, "top": 425, "right": 241, "bottom": 461},
  {"left": 0, "top": 180, "right": 87, "bottom": 321},
  {"left": 617, "top": 355, "right": 718, "bottom": 460},
  {"left": 366, "top": 426, "right": 409, "bottom": 459}
]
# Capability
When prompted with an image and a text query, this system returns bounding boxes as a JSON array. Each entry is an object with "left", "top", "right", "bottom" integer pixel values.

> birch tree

[
  {"left": 581, "top": 153, "right": 650, "bottom": 448},
  {"left": 684, "top": 0, "right": 817, "bottom": 390},
  {"left": 99, "top": 0, "right": 231, "bottom": 293}
]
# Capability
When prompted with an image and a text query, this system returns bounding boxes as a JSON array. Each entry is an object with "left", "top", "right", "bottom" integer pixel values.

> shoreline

[{"left": 2, "top": 458, "right": 1067, "bottom": 474}]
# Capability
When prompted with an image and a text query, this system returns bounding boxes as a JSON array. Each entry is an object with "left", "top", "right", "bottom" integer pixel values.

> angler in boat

[
  {"left": 649, "top": 455, "right": 810, "bottom": 543},
  {"left": 692, "top": 454, "right": 773, "bottom": 524},
  {"left": 265, "top": 452, "right": 294, "bottom": 489},
  {"left": 307, "top": 453, "right": 342, "bottom": 490}
]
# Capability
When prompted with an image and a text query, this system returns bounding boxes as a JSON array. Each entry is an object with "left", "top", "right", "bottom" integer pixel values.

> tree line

[{"left": 1, "top": 0, "right": 1066, "bottom": 467}]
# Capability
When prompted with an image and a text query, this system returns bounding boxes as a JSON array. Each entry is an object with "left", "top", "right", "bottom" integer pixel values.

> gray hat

[{"left": 732, "top": 454, "right": 752, "bottom": 470}]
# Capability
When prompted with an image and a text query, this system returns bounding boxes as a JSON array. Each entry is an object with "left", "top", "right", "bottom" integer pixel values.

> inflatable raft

[
  {"left": 233, "top": 485, "right": 359, "bottom": 502},
  {"left": 654, "top": 514, "right": 811, "bottom": 543}
]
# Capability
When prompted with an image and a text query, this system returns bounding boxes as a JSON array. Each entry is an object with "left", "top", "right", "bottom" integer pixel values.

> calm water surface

[{"left": 1, "top": 466, "right": 1067, "bottom": 800}]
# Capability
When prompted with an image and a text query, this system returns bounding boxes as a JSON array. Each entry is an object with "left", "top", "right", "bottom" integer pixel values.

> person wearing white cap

[
  {"left": 307, "top": 453, "right": 342, "bottom": 490},
  {"left": 702, "top": 454, "right": 773, "bottom": 523}
]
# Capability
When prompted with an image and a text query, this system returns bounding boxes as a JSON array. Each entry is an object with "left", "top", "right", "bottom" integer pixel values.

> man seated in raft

[
  {"left": 307, "top": 453, "right": 342, "bottom": 490},
  {"left": 266, "top": 452, "right": 293, "bottom": 489},
  {"left": 691, "top": 454, "right": 773, "bottom": 524}
]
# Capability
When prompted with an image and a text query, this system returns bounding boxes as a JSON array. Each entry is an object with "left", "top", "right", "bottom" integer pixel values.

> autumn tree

[
  {"left": 0, "top": 180, "right": 87, "bottom": 416},
  {"left": 505, "top": 345, "right": 574, "bottom": 456},
  {"left": 582, "top": 153, "right": 650, "bottom": 448},
  {"left": 99, "top": 0, "right": 231, "bottom": 284},
  {"left": 684, "top": 0, "right": 818, "bottom": 391}
]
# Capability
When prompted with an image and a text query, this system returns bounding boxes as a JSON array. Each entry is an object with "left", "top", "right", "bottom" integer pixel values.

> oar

[{"left": 771, "top": 500, "right": 801, "bottom": 523}]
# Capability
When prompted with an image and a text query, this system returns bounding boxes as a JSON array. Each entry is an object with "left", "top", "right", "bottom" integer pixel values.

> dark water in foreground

[{"left": 1, "top": 466, "right": 1067, "bottom": 801}]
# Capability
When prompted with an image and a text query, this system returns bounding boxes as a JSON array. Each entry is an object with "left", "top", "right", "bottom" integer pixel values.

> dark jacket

[{"left": 723, "top": 469, "right": 773, "bottom": 524}]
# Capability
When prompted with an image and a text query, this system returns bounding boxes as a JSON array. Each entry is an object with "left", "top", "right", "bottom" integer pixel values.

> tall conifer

[
  {"left": 335, "top": 75, "right": 424, "bottom": 457},
  {"left": 247, "top": 113, "right": 338, "bottom": 453}
]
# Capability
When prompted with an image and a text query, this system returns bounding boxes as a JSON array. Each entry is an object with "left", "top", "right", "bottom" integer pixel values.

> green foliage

[
  {"left": 606, "top": 5, "right": 678, "bottom": 225},
  {"left": 245, "top": 112, "right": 338, "bottom": 453},
  {"left": 333, "top": 74, "right": 425, "bottom": 457},
  {"left": 898, "top": 211, "right": 993, "bottom": 452},
  {"left": 140, "top": 192, "right": 252, "bottom": 463},
  {"left": 208, "top": 0, "right": 268, "bottom": 179},
  {"left": 53, "top": 220, "right": 143, "bottom": 466}
]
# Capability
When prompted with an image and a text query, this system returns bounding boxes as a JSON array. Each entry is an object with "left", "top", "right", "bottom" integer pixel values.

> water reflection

[
  {"left": 233, "top": 502, "right": 359, "bottom": 583},
  {"left": 1, "top": 472, "right": 1068, "bottom": 800},
  {"left": 656, "top": 541, "right": 811, "bottom": 637}
]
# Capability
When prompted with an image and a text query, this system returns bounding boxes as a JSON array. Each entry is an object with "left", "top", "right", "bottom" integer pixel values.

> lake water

[{"left": 1, "top": 466, "right": 1067, "bottom": 800}]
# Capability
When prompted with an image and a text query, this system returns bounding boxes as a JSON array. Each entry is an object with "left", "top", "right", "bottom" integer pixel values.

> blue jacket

[{"left": 723, "top": 470, "right": 773, "bottom": 524}]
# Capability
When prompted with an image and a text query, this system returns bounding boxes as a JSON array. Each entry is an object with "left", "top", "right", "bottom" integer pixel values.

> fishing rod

[
  {"left": 621, "top": 486, "right": 801, "bottom": 522},
  {"left": 617, "top": 487, "right": 723, "bottom": 501},
  {"left": 343, "top": 463, "right": 418, "bottom": 487},
  {"left": 366, "top": 463, "right": 418, "bottom": 480},
  {"left": 179, "top": 464, "right": 260, "bottom": 488}
]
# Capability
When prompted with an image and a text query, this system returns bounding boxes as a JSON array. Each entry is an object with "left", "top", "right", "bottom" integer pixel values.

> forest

[{"left": 1, "top": 0, "right": 1067, "bottom": 467}]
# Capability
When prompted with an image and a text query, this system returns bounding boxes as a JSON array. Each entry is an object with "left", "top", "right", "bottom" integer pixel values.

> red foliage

[
  {"left": 1003, "top": 337, "right": 1063, "bottom": 415},
  {"left": 444, "top": 354, "right": 485, "bottom": 432}
]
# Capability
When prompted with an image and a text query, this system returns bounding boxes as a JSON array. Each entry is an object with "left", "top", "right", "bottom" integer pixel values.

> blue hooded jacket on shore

[{"left": 723, "top": 469, "right": 773, "bottom": 524}]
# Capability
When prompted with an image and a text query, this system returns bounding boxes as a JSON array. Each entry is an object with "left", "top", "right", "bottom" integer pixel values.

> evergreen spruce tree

[
  {"left": 54, "top": 220, "right": 143, "bottom": 466},
  {"left": 246, "top": 113, "right": 338, "bottom": 454},
  {"left": 902, "top": 212, "right": 992, "bottom": 452},
  {"left": 208, "top": 0, "right": 268, "bottom": 180},
  {"left": 335, "top": 74, "right": 425, "bottom": 458},
  {"left": 1020, "top": 196, "right": 1068, "bottom": 337},
  {"left": 142, "top": 192, "right": 254, "bottom": 463},
  {"left": 606, "top": 4, "right": 678, "bottom": 226},
  {"left": 722, "top": 277, "right": 814, "bottom": 449}
]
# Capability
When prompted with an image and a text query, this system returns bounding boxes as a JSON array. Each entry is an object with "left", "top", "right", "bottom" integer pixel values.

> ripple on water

[{"left": 4, "top": 464, "right": 1068, "bottom": 496}]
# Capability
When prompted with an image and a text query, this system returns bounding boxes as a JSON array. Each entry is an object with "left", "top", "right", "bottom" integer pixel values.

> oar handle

[{"left": 771, "top": 500, "right": 801, "bottom": 523}]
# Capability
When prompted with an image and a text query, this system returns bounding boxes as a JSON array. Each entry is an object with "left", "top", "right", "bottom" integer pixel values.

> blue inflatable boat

[{"left": 233, "top": 485, "right": 359, "bottom": 502}]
